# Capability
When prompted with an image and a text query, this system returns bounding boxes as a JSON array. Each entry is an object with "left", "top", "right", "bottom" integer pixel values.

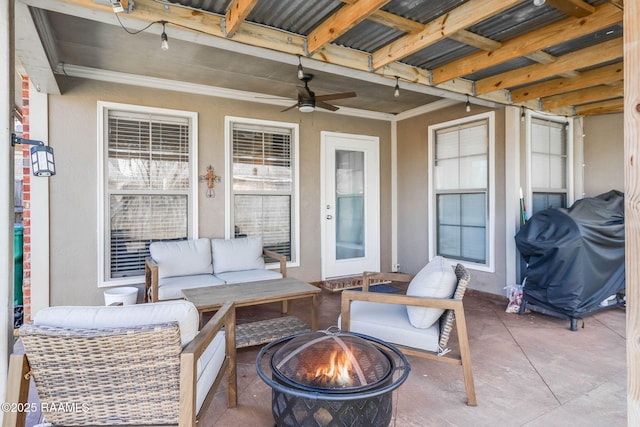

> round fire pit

[{"left": 256, "top": 328, "right": 410, "bottom": 427}]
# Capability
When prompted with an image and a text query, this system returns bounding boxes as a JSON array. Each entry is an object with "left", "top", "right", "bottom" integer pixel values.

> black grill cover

[{"left": 515, "top": 190, "right": 625, "bottom": 318}]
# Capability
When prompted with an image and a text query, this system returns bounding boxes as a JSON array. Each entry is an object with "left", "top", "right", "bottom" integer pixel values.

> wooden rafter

[
  {"left": 306, "top": 0, "right": 391, "bottom": 54},
  {"left": 511, "top": 62, "right": 624, "bottom": 102},
  {"left": 431, "top": 2, "right": 622, "bottom": 85},
  {"left": 546, "top": 0, "right": 595, "bottom": 17},
  {"left": 370, "top": 0, "right": 523, "bottom": 70},
  {"left": 224, "top": 0, "right": 260, "bottom": 37},
  {"left": 541, "top": 83, "right": 624, "bottom": 109},
  {"left": 574, "top": 98, "right": 624, "bottom": 115},
  {"left": 475, "top": 37, "right": 623, "bottom": 95}
]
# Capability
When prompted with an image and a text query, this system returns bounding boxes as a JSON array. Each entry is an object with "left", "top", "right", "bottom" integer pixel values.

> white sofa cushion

[
  {"left": 215, "top": 269, "right": 282, "bottom": 284},
  {"left": 211, "top": 236, "right": 265, "bottom": 274},
  {"left": 34, "top": 300, "right": 200, "bottom": 346},
  {"left": 150, "top": 238, "right": 213, "bottom": 279},
  {"left": 157, "top": 274, "right": 226, "bottom": 301},
  {"left": 339, "top": 301, "right": 440, "bottom": 352},
  {"left": 406, "top": 256, "right": 457, "bottom": 329}
]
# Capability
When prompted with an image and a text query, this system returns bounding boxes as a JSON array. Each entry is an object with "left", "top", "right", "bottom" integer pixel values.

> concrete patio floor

[{"left": 200, "top": 285, "right": 627, "bottom": 427}]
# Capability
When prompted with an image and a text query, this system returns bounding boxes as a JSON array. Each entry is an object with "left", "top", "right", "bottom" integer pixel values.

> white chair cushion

[
  {"left": 406, "top": 256, "right": 457, "bottom": 329},
  {"left": 196, "top": 330, "right": 226, "bottom": 413},
  {"left": 150, "top": 238, "right": 213, "bottom": 279},
  {"left": 33, "top": 300, "right": 200, "bottom": 346},
  {"left": 215, "top": 269, "right": 282, "bottom": 284},
  {"left": 211, "top": 236, "right": 265, "bottom": 274},
  {"left": 157, "top": 274, "right": 226, "bottom": 301},
  {"left": 340, "top": 301, "right": 440, "bottom": 352}
]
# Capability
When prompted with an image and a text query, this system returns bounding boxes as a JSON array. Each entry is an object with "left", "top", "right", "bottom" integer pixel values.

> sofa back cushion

[
  {"left": 33, "top": 300, "right": 200, "bottom": 346},
  {"left": 150, "top": 238, "right": 213, "bottom": 279},
  {"left": 211, "top": 236, "right": 265, "bottom": 274},
  {"left": 406, "top": 256, "right": 457, "bottom": 329}
]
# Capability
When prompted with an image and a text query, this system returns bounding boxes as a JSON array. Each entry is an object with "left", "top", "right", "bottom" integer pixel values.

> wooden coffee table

[{"left": 182, "top": 277, "right": 321, "bottom": 347}]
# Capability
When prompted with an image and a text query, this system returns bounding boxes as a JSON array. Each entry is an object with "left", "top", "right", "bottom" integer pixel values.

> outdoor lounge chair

[
  {"left": 3, "top": 300, "right": 237, "bottom": 427},
  {"left": 340, "top": 258, "right": 477, "bottom": 406}
]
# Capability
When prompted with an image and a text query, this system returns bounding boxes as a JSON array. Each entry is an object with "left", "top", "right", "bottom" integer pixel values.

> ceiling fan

[{"left": 282, "top": 73, "right": 356, "bottom": 113}]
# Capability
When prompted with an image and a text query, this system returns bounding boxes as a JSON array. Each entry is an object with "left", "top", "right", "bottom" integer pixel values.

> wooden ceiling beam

[
  {"left": 511, "top": 61, "right": 624, "bottom": 102},
  {"left": 448, "top": 30, "right": 502, "bottom": 51},
  {"left": 224, "top": 0, "right": 260, "bottom": 37},
  {"left": 306, "top": 0, "right": 391, "bottom": 54},
  {"left": 431, "top": 2, "right": 621, "bottom": 85},
  {"left": 541, "top": 82, "right": 624, "bottom": 109},
  {"left": 475, "top": 37, "right": 623, "bottom": 94},
  {"left": 367, "top": 9, "right": 424, "bottom": 33},
  {"left": 573, "top": 98, "right": 624, "bottom": 115},
  {"left": 546, "top": 0, "right": 595, "bottom": 18},
  {"left": 370, "top": 0, "right": 523, "bottom": 70}
]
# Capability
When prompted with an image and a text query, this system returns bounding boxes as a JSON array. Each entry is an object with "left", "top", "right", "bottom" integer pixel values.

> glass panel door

[{"left": 335, "top": 150, "right": 365, "bottom": 260}]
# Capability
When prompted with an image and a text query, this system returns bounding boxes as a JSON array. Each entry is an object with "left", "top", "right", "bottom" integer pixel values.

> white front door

[{"left": 321, "top": 132, "right": 380, "bottom": 279}]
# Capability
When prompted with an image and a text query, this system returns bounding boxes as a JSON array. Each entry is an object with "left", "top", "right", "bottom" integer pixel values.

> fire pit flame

[{"left": 311, "top": 349, "right": 354, "bottom": 387}]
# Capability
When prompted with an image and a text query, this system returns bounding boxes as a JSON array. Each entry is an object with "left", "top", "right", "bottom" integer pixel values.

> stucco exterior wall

[
  {"left": 47, "top": 76, "right": 391, "bottom": 306},
  {"left": 583, "top": 113, "right": 624, "bottom": 197},
  {"left": 396, "top": 106, "right": 507, "bottom": 295}
]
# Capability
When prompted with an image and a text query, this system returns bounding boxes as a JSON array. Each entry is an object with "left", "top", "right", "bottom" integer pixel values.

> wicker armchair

[
  {"left": 340, "top": 263, "right": 476, "bottom": 406},
  {"left": 3, "top": 301, "right": 237, "bottom": 427}
]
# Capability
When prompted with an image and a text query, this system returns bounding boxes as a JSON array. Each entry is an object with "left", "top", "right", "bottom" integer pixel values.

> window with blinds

[
  {"left": 530, "top": 117, "right": 568, "bottom": 214},
  {"left": 104, "top": 108, "right": 193, "bottom": 281},
  {"left": 433, "top": 118, "right": 489, "bottom": 264},
  {"left": 230, "top": 121, "right": 296, "bottom": 261}
]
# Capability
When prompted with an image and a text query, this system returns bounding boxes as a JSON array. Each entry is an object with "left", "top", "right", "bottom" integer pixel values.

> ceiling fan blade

[
  {"left": 297, "top": 85, "right": 313, "bottom": 99},
  {"left": 315, "top": 92, "right": 357, "bottom": 102},
  {"left": 281, "top": 103, "right": 299, "bottom": 112},
  {"left": 316, "top": 101, "right": 339, "bottom": 112}
]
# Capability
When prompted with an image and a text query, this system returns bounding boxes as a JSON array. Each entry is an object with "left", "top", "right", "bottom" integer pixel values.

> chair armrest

[
  {"left": 145, "top": 257, "right": 159, "bottom": 303},
  {"left": 2, "top": 354, "right": 31, "bottom": 427},
  {"left": 179, "top": 302, "right": 237, "bottom": 426},
  {"left": 340, "top": 290, "right": 464, "bottom": 331},
  {"left": 362, "top": 271, "right": 413, "bottom": 291},
  {"left": 263, "top": 249, "right": 287, "bottom": 277}
]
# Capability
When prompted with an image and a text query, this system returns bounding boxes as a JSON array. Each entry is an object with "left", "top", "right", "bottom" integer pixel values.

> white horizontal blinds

[
  {"left": 232, "top": 123, "right": 293, "bottom": 259},
  {"left": 531, "top": 117, "right": 567, "bottom": 214},
  {"left": 107, "top": 110, "right": 190, "bottom": 279},
  {"left": 434, "top": 119, "right": 488, "bottom": 264}
]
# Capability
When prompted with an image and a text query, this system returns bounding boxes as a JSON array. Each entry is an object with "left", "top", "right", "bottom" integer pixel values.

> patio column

[
  {"left": 0, "top": 0, "right": 15, "bottom": 410},
  {"left": 625, "top": 0, "right": 640, "bottom": 424}
]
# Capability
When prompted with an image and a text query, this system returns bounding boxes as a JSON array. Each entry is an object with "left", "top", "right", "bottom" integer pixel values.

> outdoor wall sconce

[
  {"left": 11, "top": 133, "right": 56, "bottom": 177},
  {"left": 199, "top": 165, "right": 221, "bottom": 198}
]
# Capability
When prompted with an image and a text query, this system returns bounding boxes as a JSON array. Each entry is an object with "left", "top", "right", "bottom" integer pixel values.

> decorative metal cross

[{"left": 199, "top": 165, "right": 221, "bottom": 198}]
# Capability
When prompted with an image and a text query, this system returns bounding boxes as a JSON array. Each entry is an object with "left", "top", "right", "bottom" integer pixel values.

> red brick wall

[{"left": 20, "top": 75, "right": 32, "bottom": 322}]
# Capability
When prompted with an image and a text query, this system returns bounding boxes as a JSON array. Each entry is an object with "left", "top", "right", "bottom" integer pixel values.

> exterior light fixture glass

[
  {"left": 533, "top": 0, "right": 546, "bottom": 6},
  {"left": 394, "top": 76, "right": 400, "bottom": 98},
  {"left": 297, "top": 56, "right": 305, "bottom": 80},
  {"left": 12, "top": 133, "right": 56, "bottom": 177},
  {"left": 465, "top": 95, "right": 471, "bottom": 113},
  {"left": 161, "top": 22, "right": 169, "bottom": 50}
]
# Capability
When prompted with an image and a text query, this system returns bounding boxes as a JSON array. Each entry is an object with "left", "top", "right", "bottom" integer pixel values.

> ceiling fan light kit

[{"left": 282, "top": 73, "right": 357, "bottom": 113}]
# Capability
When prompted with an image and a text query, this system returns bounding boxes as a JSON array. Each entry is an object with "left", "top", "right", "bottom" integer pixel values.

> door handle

[{"left": 326, "top": 215, "right": 333, "bottom": 220}]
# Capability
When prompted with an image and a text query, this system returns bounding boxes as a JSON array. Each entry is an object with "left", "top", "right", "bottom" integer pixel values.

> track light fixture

[
  {"left": 161, "top": 21, "right": 169, "bottom": 50},
  {"left": 394, "top": 76, "right": 400, "bottom": 98},
  {"left": 465, "top": 95, "right": 471, "bottom": 113},
  {"left": 297, "top": 56, "right": 305, "bottom": 80}
]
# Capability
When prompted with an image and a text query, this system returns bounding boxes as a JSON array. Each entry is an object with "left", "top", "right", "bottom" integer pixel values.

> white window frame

[
  {"left": 97, "top": 101, "right": 198, "bottom": 287},
  {"left": 524, "top": 110, "right": 574, "bottom": 216},
  {"left": 224, "top": 116, "right": 300, "bottom": 267},
  {"left": 428, "top": 111, "right": 495, "bottom": 273}
]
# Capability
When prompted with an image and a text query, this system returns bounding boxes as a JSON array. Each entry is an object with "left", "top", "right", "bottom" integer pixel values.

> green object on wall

[{"left": 14, "top": 224, "right": 23, "bottom": 306}]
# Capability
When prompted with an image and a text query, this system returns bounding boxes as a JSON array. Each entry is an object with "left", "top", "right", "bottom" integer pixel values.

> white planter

[{"left": 104, "top": 287, "right": 138, "bottom": 306}]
